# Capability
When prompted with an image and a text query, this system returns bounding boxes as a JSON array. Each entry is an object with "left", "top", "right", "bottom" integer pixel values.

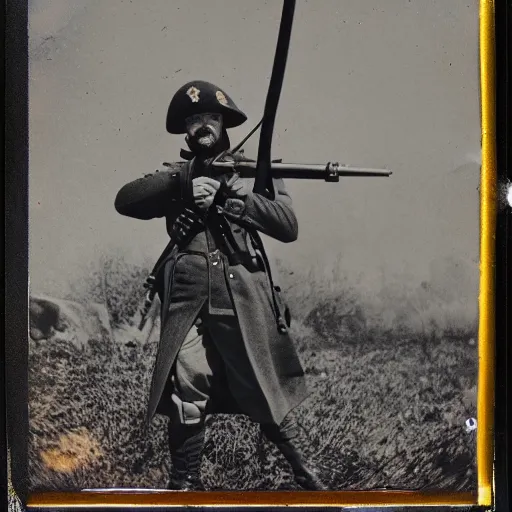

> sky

[{"left": 28, "top": 0, "right": 482, "bottom": 300}]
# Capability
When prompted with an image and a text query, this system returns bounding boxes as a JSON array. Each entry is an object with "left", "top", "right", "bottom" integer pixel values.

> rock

[{"left": 30, "top": 294, "right": 112, "bottom": 349}]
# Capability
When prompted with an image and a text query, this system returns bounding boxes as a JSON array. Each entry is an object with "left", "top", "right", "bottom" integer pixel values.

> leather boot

[
  {"left": 273, "top": 438, "right": 328, "bottom": 490},
  {"left": 167, "top": 421, "right": 206, "bottom": 491},
  {"left": 262, "top": 418, "right": 328, "bottom": 491}
]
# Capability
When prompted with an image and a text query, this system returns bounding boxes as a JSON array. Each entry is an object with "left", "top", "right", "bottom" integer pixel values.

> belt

[
  {"left": 179, "top": 248, "right": 262, "bottom": 272},
  {"left": 177, "top": 248, "right": 222, "bottom": 265}
]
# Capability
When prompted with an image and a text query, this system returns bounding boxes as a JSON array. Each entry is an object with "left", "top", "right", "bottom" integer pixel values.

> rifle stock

[{"left": 210, "top": 160, "right": 392, "bottom": 181}]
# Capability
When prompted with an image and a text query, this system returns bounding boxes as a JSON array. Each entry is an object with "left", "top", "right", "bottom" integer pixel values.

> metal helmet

[{"left": 166, "top": 80, "right": 248, "bottom": 134}]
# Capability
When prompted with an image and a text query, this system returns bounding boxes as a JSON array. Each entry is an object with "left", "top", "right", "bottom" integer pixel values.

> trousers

[{"left": 168, "top": 312, "right": 270, "bottom": 426}]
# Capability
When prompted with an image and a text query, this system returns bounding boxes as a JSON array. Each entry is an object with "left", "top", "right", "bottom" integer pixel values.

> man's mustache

[
  {"left": 189, "top": 123, "right": 220, "bottom": 138},
  {"left": 194, "top": 127, "right": 215, "bottom": 138}
]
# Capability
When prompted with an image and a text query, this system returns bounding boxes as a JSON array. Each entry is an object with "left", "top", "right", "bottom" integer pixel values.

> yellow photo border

[
  {"left": 26, "top": 0, "right": 497, "bottom": 508},
  {"left": 476, "top": 0, "right": 497, "bottom": 507}
]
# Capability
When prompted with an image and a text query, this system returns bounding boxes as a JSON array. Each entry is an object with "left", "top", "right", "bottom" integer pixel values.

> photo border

[
  {"left": 5, "top": 0, "right": 501, "bottom": 508},
  {"left": 475, "top": 0, "right": 497, "bottom": 507}
]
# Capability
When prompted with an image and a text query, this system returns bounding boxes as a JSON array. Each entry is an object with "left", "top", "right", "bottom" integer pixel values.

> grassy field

[{"left": 28, "top": 252, "right": 478, "bottom": 492}]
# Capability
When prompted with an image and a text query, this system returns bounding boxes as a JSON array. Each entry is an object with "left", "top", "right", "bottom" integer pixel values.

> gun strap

[{"left": 248, "top": 229, "right": 288, "bottom": 334}]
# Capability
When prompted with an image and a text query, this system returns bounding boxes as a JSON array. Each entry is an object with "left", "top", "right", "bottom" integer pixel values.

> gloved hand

[
  {"left": 192, "top": 176, "right": 221, "bottom": 211},
  {"left": 171, "top": 208, "right": 205, "bottom": 244},
  {"left": 225, "top": 174, "right": 250, "bottom": 199},
  {"left": 214, "top": 174, "right": 250, "bottom": 217}
]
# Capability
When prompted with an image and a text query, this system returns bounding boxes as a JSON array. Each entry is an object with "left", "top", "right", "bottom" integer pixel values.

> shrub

[
  {"left": 66, "top": 250, "right": 152, "bottom": 329},
  {"left": 273, "top": 255, "right": 478, "bottom": 347}
]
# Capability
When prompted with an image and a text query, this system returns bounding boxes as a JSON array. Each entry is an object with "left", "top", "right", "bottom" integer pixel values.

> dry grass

[
  {"left": 39, "top": 428, "right": 103, "bottom": 474},
  {"left": 28, "top": 252, "right": 478, "bottom": 492}
]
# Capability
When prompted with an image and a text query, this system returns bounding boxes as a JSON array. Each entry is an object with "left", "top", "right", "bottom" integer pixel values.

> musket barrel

[{"left": 211, "top": 160, "right": 392, "bottom": 179}]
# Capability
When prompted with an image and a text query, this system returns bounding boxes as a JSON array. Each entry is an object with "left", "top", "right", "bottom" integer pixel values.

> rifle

[
  {"left": 209, "top": 159, "right": 392, "bottom": 182},
  {"left": 164, "top": 153, "right": 392, "bottom": 183}
]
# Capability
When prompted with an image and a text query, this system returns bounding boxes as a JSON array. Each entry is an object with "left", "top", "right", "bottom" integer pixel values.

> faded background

[
  {"left": 27, "top": 0, "right": 481, "bottom": 492},
  {"left": 29, "top": 0, "right": 480, "bottom": 296}
]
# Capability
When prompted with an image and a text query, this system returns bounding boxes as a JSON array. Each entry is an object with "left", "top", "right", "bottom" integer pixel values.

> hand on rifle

[
  {"left": 224, "top": 173, "right": 250, "bottom": 199},
  {"left": 213, "top": 173, "right": 250, "bottom": 214},
  {"left": 192, "top": 176, "right": 221, "bottom": 211}
]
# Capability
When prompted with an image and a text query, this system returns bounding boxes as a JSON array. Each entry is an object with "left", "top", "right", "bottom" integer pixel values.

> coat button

[{"left": 229, "top": 273, "right": 234, "bottom": 279}]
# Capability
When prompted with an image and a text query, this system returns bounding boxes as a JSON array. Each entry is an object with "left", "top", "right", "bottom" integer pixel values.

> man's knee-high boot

[
  {"left": 261, "top": 417, "right": 327, "bottom": 491},
  {"left": 167, "top": 421, "right": 206, "bottom": 491}
]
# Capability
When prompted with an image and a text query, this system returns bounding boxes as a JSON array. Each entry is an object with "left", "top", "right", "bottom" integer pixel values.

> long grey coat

[{"left": 115, "top": 160, "right": 309, "bottom": 427}]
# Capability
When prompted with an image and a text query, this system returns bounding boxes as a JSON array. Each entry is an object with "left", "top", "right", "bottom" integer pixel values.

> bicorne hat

[{"left": 166, "top": 80, "right": 248, "bottom": 134}]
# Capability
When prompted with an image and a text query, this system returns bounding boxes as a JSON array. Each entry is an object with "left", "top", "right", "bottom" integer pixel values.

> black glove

[{"left": 171, "top": 208, "right": 205, "bottom": 245}]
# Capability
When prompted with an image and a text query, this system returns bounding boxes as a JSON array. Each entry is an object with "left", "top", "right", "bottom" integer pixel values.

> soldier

[{"left": 115, "top": 80, "right": 326, "bottom": 491}]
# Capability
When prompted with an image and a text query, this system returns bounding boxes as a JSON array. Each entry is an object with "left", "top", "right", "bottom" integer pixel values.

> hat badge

[
  {"left": 216, "top": 90, "right": 228, "bottom": 105},
  {"left": 186, "top": 86, "right": 200, "bottom": 103}
]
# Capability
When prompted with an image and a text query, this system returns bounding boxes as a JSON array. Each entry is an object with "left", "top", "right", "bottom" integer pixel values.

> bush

[
  {"left": 273, "top": 255, "right": 478, "bottom": 347},
  {"left": 66, "top": 250, "right": 152, "bottom": 329}
]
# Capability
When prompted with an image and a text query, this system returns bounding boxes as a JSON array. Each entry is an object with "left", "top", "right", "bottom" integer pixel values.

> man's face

[{"left": 184, "top": 113, "right": 223, "bottom": 153}]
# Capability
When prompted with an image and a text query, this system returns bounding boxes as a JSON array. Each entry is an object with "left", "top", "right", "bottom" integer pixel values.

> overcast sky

[{"left": 28, "top": 0, "right": 481, "bottom": 299}]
